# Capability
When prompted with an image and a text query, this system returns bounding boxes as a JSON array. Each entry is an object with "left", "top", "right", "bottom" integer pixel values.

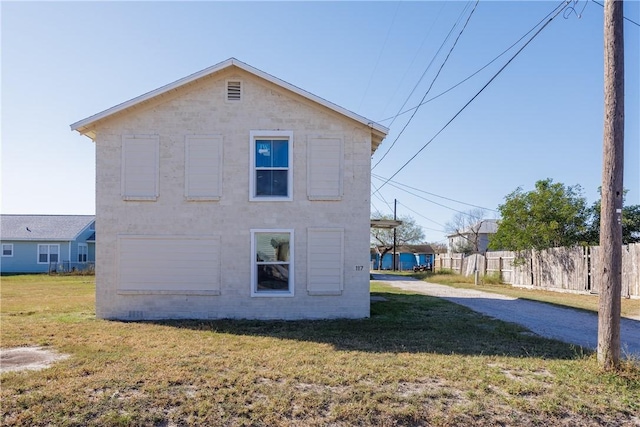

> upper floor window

[{"left": 249, "top": 131, "right": 293, "bottom": 201}]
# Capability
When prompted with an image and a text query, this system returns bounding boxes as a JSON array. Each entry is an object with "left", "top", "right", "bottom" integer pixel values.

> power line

[
  {"left": 383, "top": 1, "right": 472, "bottom": 129},
  {"left": 397, "top": 201, "right": 446, "bottom": 229},
  {"left": 371, "top": 181, "right": 395, "bottom": 215},
  {"left": 591, "top": 0, "right": 640, "bottom": 27},
  {"left": 373, "top": 175, "right": 471, "bottom": 215},
  {"left": 370, "top": 200, "right": 383, "bottom": 217},
  {"left": 378, "top": 2, "right": 448, "bottom": 120},
  {"left": 372, "top": 1, "right": 479, "bottom": 170},
  {"left": 376, "top": 2, "right": 565, "bottom": 124},
  {"left": 372, "top": 173, "right": 498, "bottom": 212},
  {"left": 374, "top": 0, "right": 572, "bottom": 194},
  {"left": 357, "top": 2, "right": 402, "bottom": 111}
]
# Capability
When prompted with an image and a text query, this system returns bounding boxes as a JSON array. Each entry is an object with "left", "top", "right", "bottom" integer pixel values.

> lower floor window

[
  {"left": 2, "top": 244, "right": 13, "bottom": 257},
  {"left": 251, "top": 229, "right": 293, "bottom": 296},
  {"left": 78, "top": 243, "right": 88, "bottom": 263},
  {"left": 38, "top": 244, "right": 59, "bottom": 264}
]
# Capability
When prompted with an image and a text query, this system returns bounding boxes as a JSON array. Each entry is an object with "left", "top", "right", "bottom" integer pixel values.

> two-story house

[{"left": 71, "top": 58, "right": 388, "bottom": 320}]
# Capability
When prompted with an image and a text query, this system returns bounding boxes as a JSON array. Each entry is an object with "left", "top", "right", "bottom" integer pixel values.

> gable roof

[
  {"left": 70, "top": 58, "right": 389, "bottom": 152},
  {"left": 1, "top": 215, "right": 95, "bottom": 241}
]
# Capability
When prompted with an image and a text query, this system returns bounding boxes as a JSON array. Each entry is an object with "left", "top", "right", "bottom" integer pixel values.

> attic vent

[{"left": 227, "top": 80, "right": 242, "bottom": 101}]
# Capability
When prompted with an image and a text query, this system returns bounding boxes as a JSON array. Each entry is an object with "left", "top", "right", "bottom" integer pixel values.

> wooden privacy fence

[{"left": 435, "top": 243, "right": 640, "bottom": 298}]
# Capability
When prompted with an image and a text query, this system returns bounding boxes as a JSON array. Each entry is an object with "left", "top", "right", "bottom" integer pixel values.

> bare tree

[
  {"left": 425, "top": 241, "right": 448, "bottom": 254},
  {"left": 445, "top": 208, "right": 488, "bottom": 254}
]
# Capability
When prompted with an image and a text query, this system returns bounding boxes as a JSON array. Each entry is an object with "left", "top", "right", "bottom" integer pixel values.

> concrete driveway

[{"left": 373, "top": 274, "right": 640, "bottom": 357}]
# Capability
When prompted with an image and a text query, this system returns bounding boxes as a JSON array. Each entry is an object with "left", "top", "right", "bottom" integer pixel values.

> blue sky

[{"left": 1, "top": 1, "right": 638, "bottom": 244}]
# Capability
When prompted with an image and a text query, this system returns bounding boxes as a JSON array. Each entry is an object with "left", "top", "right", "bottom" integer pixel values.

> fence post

[
  {"left": 483, "top": 253, "right": 488, "bottom": 277},
  {"left": 498, "top": 257, "right": 503, "bottom": 282}
]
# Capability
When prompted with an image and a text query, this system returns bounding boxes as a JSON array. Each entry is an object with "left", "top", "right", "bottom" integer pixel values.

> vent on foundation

[{"left": 128, "top": 310, "right": 144, "bottom": 320}]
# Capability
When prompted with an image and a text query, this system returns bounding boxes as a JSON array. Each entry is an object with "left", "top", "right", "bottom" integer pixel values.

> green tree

[
  {"left": 489, "top": 178, "right": 588, "bottom": 251},
  {"left": 582, "top": 193, "right": 640, "bottom": 245}
]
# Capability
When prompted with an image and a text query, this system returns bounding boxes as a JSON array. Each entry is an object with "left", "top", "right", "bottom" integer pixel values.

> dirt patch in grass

[{"left": 0, "top": 347, "right": 69, "bottom": 373}]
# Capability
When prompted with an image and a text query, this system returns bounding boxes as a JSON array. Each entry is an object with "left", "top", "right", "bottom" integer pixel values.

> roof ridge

[{"left": 70, "top": 58, "right": 388, "bottom": 150}]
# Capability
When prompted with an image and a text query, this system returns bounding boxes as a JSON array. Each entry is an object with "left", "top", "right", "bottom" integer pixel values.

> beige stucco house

[{"left": 71, "top": 58, "right": 388, "bottom": 320}]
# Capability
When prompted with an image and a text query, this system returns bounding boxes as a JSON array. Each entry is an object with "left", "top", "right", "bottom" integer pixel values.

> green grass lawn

[
  {"left": 408, "top": 270, "right": 640, "bottom": 319},
  {"left": 1, "top": 275, "right": 639, "bottom": 426}
]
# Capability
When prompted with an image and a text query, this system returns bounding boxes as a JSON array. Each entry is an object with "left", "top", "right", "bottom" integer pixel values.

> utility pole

[
  {"left": 598, "top": 0, "right": 624, "bottom": 370},
  {"left": 393, "top": 199, "right": 397, "bottom": 272}
]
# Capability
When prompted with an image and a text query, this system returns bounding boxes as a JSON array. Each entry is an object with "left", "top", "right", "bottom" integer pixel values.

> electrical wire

[
  {"left": 397, "top": 201, "right": 445, "bottom": 228},
  {"left": 370, "top": 201, "right": 385, "bottom": 218},
  {"left": 371, "top": 181, "right": 395, "bottom": 215},
  {"left": 591, "top": 0, "right": 640, "bottom": 27},
  {"left": 357, "top": 2, "right": 402, "bottom": 111},
  {"left": 378, "top": 2, "right": 448, "bottom": 121},
  {"left": 373, "top": 0, "right": 573, "bottom": 194},
  {"left": 373, "top": 175, "right": 473, "bottom": 215},
  {"left": 372, "top": 1, "right": 479, "bottom": 170},
  {"left": 375, "top": 2, "right": 566, "bottom": 124},
  {"left": 383, "top": 1, "right": 472, "bottom": 129},
  {"left": 372, "top": 173, "right": 498, "bottom": 212}
]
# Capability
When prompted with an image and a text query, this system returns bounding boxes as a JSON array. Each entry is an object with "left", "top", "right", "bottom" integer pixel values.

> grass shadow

[{"left": 147, "top": 290, "right": 590, "bottom": 360}]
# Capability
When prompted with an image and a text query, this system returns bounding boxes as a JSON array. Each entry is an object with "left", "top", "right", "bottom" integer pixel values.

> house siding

[
  {"left": 92, "top": 68, "right": 372, "bottom": 320},
  {"left": 1, "top": 241, "right": 52, "bottom": 273},
  {"left": 0, "top": 219, "right": 96, "bottom": 273},
  {"left": 0, "top": 240, "right": 94, "bottom": 273}
]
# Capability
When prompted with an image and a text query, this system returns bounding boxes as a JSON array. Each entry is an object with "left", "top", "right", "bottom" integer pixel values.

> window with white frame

[
  {"left": 251, "top": 229, "right": 294, "bottom": 296},
  {"left": 78, "top": 243, "right": 88, "bottom": 263},
  {"left": 38, "top": 244, "right": 59, "bottom": 264},
  {"left": 2, "top": 244, "right": 13, "bottom": 257},
  {"left": 250, "top": 131, "right": 293, "bottom": 201}
]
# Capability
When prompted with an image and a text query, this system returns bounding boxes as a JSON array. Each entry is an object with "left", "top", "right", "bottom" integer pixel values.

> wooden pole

[{"left": 598, "top": 0, "right": 624, "bottom": 370}]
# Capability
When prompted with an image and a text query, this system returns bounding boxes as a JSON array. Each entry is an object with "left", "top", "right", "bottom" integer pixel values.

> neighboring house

[
  {"left": 371, "top": 244, "right": 435, "bottom": 270},
  {"left": 71, "top": 58, "right": 388, "bottom": 320},
  {"left": 0, "top": 215, "right": 95, "bottom": 273},
  {"left": 447, "top": 219, "right": 498, "bottom": 254}
]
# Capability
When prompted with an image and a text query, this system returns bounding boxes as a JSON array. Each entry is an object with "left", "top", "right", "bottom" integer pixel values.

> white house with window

[
  {"left": 71, "top": 58, "right": 387, "bottom": 320},
  {"left": 447, "top": 219, "right": 499, "bottom": 254},
  {"left": 0, "top": 215, "right": 95, "bottom": 273}
]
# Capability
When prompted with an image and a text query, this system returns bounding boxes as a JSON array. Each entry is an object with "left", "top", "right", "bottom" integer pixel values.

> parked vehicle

[{"left": 413, "top": 263, "right": 432, "bottom": 272}]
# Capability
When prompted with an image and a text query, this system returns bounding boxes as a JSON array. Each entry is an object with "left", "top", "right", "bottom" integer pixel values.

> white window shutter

[
  {"left": 307, "top": 228, "right": 344, "bottom": 295},
  {"left": 307, "top": 137, "right": 343, "bottom": 200},
  {"left": 118, "top": 235, "right": 221, "bottom": 295},
  {"left": 122, "top": 135, "right": 159, "bottom": 200},
  {"left": 185, "top": 135, "right": 223, "bottom": 200}
]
